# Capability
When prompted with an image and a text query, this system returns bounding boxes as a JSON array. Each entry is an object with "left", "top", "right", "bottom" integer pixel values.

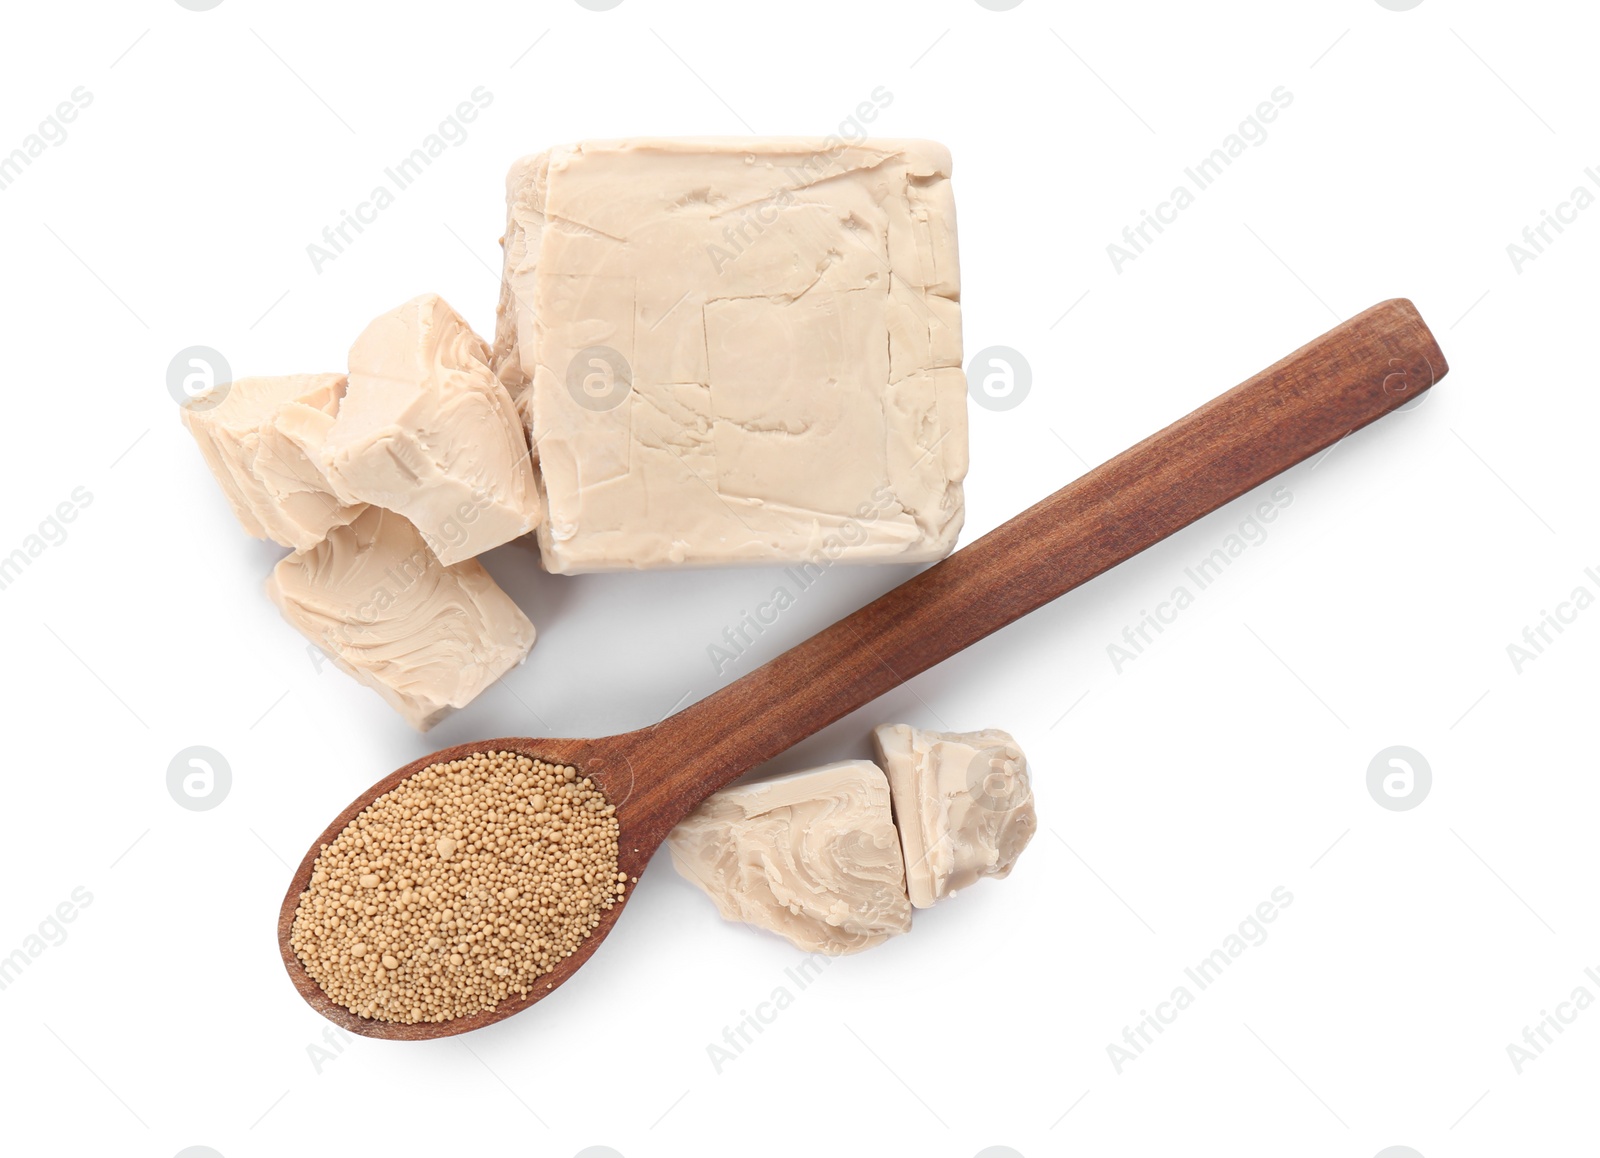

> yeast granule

[{"left": 290, "top": 751, "right": 624, "bottom": 1024}]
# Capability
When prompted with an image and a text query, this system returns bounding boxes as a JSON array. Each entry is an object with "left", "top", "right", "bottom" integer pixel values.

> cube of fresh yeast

[
  {"left": 666, "top": 759, "right": 912, "bottom": 955},
  {"left": 872, "top": 725, "right": 1036, "bottom": 909},
  {"left": 492, "top": 138, "right": 967, "bottom": 574},
  {"left": 321, "top": 294, "right": 541, "bottom": 567},
  {"left": 180, "top": 373, "right": 367, "bottom": 551},
  {"left": 265, "top": 507, "right": 535, "bottom": 731}
]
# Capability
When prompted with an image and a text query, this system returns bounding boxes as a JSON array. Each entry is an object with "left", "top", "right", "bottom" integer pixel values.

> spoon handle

[{"left": 635, "top": 298, "right": 1446, "bottom": 818}]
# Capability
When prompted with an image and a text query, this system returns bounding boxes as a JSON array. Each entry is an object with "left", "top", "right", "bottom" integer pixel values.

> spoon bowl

[
  {"left": 278, "top": 734, "right": 647, "bottom": 1040},
  {"left": 280, "top": 299, "right": 1448, "bottom": 1039}
]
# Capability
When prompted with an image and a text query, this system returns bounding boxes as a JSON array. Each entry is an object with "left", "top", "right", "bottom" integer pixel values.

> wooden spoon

[{"left": 280, "top": 298, "right": 1447, "bottom": 1039}]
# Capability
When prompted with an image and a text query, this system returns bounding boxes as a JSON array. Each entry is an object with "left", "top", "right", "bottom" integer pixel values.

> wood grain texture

[{"left": 280, "top": 298, "right": 1447, "bottom": 1038}]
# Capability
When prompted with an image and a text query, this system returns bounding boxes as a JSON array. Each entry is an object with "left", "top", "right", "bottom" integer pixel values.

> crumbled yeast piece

[
  {"left": 872, "top": 725, "right": 1036, "bottom": 909},
  {"left": 265, "top": 507, "right": 535, "bottom": 731},
  {"left": 493, "top": 137, "right": 967, "bottom": 574},
  {"left": 666, "top": 760, "right": 912, "bottom": 955},
  {"left": 321, "top": 293, "right": 541, "bottom": 566},
  {"left": 180, "top": 373, "right": 367, "bottom": 551}
]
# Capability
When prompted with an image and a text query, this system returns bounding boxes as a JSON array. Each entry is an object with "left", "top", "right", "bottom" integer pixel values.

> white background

[{"left": 0, "top": 1, "right": 1594, "bottom": 1156}]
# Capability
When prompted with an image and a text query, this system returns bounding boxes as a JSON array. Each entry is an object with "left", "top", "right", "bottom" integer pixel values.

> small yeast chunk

[
  {"left": 667, "top": 759, "right": 912, "bottom": 955},
  {"left": 181, "top": 373, "right": 366, "bottom": 550},
  {"left": 265, "top": 507, "right": 535, "bottom": 731},
  {"left": 322, "top": 294, "right": 541, "bottom": 565},
  {"left": 872, "top": 725, "right": 1036, "bottom": 909}
]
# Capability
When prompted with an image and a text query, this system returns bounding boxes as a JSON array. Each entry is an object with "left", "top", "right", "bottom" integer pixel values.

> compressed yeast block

[
  {"left": 265, "top": 507, "right": 535, "bottom": 731},
  {"left": 666, "top": 759, "right": 912, "bottom": 955},
  {"left": 322, "top": 293, "right": 541, "bottom": 566},
  {"left": 492, "top": 137, "right": 967, "bottom": 574},
  {"left": 180, "top": 373, "right": 366, "bottom": 550},
  {"left": 872, "top": 725, "right": 1036, "bottom": 909}
]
